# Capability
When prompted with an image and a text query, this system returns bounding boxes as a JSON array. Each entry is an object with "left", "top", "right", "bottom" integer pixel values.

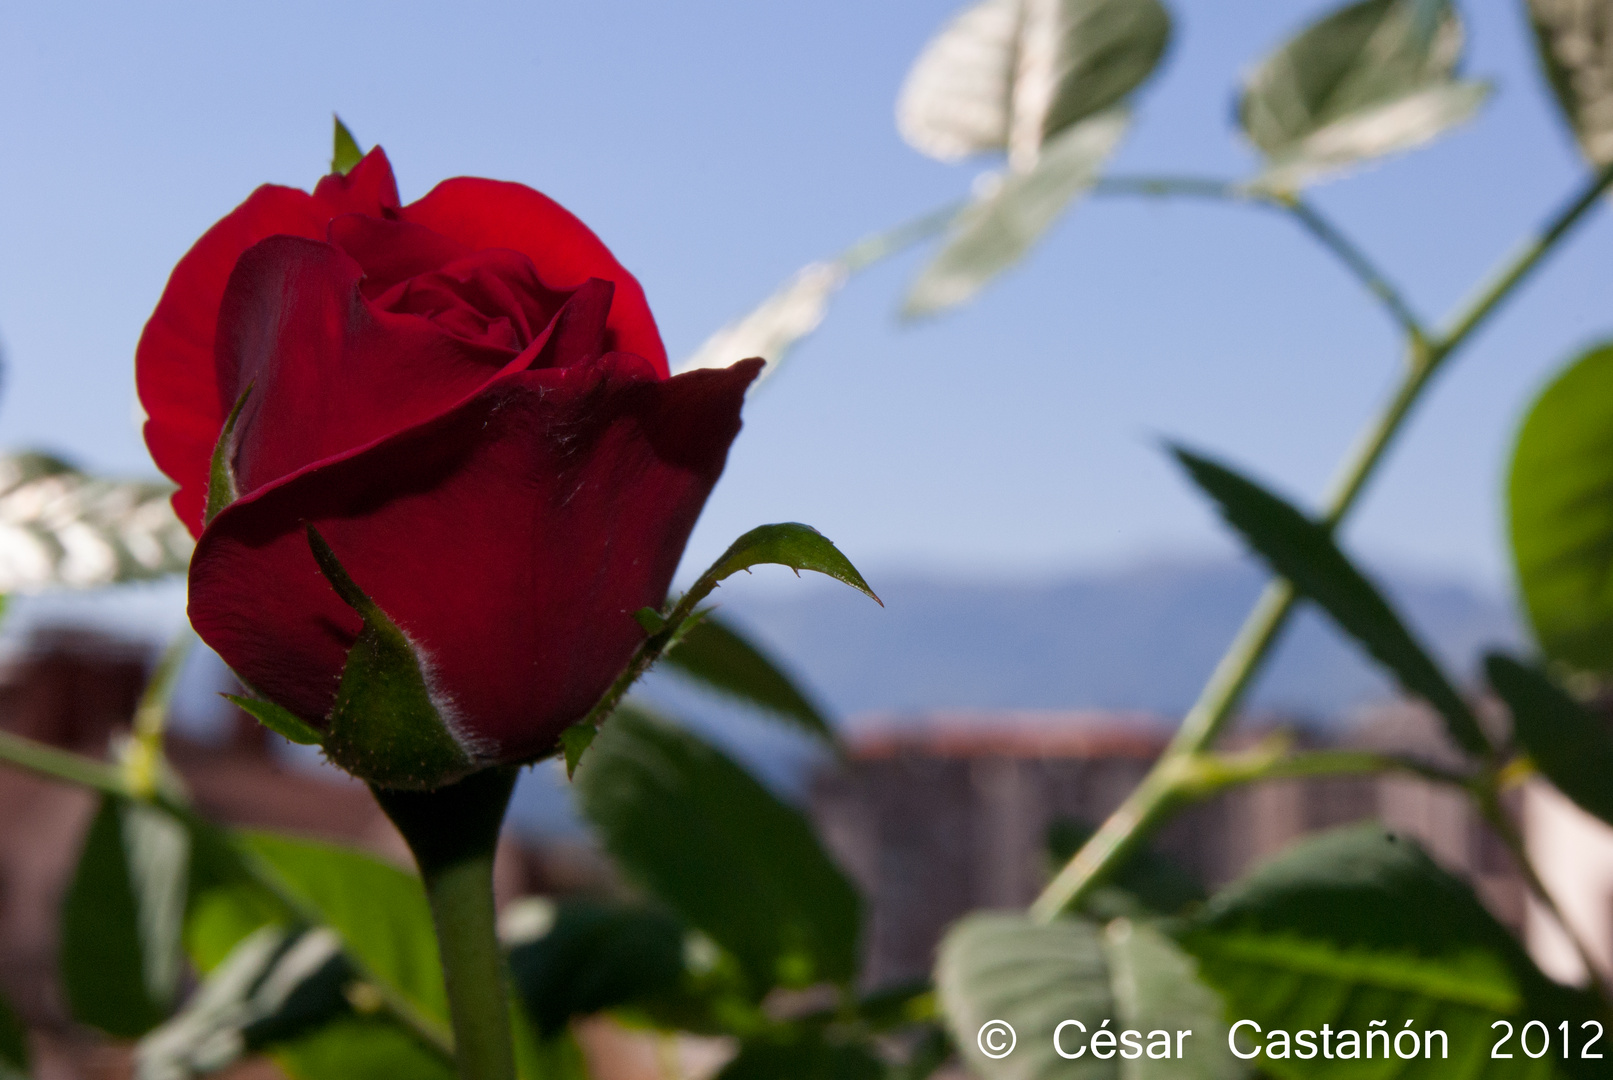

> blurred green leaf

[
  {"left": 716, "top": 1033, "right": 886, "bottom": 1080},
  {"left": 675, "top": 260, "right": 849, "bottom": 381},
  {"left": 1509, "top": 341, "right": 1613, "bottom": 678},
  {"left": 693, "top": 522, "right": 880, "bottom": 607},
  {"left": 1180, "top": 824, "right": 1599, "bottom": 1079},
  {"left": 1486, "top": 653, "right": 1613, "bottom": 827},
  {"left": 0, "top": 989, "right": 26, "bottom": 1080},
  {"left": 1045, "top": 818, "right": 1205, "bottom": 919},
  {"left": 897, "top": 0, "right": 1169, "bottom": 167},
  {"left": 135, "top": 925, "right": 358, "bottom": 1080},
  {"left": 0, "top": 452, "right": 192, "bottom": 591},
  {"left": 573, "top": 706, "right": 862, "bottom": 993},
  {"left": 62, "top": 795, "right": 189, "bottom": 1037},
  {"left": 331, "top": 116, "right": 364, "bottom": 176},
  {"left": 663, "top": 615, "right": 834, "bottom": 743},
  {"left": 241, "top": 831, "right": 447, "bottom": 1025},
  {"left": 504, "top": 897, "right": 686, "bottom": 1037},
  {"left": 937, "top": 913, "right": 1239, "bottom": 1080},
  {"left": 904, "top": 110, "right": 1128, "bottom": 317},
  {"left": 1173, "top": 445, "right": 1488, "bottom": 756},
  {"left": 1527, "top": 0, "right": 1613, "bottom": 165},
  {"left": 1239, "top": 0, "right": 1488, "bottom": 188},
  {"left": 273, "top": 1017, "right": 455, "bottom": 1080}
]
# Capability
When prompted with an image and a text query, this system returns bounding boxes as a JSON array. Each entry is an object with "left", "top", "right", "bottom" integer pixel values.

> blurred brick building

[{"left": 812, "top": 706, "right": 1527, "bottom": 987}]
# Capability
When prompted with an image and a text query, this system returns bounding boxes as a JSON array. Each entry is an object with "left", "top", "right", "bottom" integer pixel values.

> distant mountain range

[
  {"left": 0, "top": 558, "right": 1525, "bottom": 834},
  {"left": 684, "top": 556, "right": 1524, "bottom": 726}
]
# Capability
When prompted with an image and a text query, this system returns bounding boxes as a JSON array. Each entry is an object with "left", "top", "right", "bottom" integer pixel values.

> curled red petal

[
  {"left": 137, "top": 149, "right": 403, "bottom": 534},
  {"left": 216, "top": 236, "right": 524, "bottom": 498},
  {"left": 189, "top": 357, "right": 763, "bottom": 761},
  {"left": 401, "top": 178, "right": 668, "bottom": 377}
]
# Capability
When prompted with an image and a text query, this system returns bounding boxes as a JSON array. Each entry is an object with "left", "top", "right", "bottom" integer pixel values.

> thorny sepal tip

[
  {"left": 558, "top": 722, "right": 598, "bottom": 779},
  {"left": 223, "top": 693, "right": 322, "bottom": 745},
  {"left": 306, "top": 525, "right": 479, "bottom": 790}
]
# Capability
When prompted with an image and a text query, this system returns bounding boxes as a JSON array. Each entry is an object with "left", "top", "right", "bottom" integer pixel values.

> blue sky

[{"left": 1, "top": 0, "right": 1609, "bottom": 593}]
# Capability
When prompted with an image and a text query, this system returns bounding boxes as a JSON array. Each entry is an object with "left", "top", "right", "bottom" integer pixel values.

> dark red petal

[
  {"left": 137, "top": 149, "right": 404, "bottom": 535},
  {"left": 217, "top": 236, "right": 522, "bottom": 496},
  {"left": 328, "top": 214, "right": 471, "bottom": 299},
  {"left": 401, "top": 178, "right": 668, "bottom": 377},
  {"left": 189, "top": 357, "right": 763, "bottom": 761}
]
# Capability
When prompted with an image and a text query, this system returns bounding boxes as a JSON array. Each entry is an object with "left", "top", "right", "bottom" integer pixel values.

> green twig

[
  {"left": 1091, "top": 174, "right": 1429, "bottom": 342},
  {"left": 1034, "top": 160, "right": 1613, "bottom": 923}
]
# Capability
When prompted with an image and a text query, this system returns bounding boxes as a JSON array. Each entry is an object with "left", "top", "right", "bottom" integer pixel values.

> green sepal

[
  {"left": 306, "top": 527, "right": 476, "bottom": 791},
  {"left": 205, "top": 386, "right": 253, "bottom": 526},
  {"left": 224, "top": 693, "right": 323, "bottom": 746},
  {"left": 632, "top": 607, "right": 668, "bottom": 634},
  {"left": 331, "top": 116, "right": 364, "bottom": 176},
  {"left": 558, "top": 723, "right": 598, "bottom": 779}
]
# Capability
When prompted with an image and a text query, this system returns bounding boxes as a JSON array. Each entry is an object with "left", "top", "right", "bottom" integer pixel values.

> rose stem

[{"left": 375, "top": 766, "right": 520, "bottom": 1080}]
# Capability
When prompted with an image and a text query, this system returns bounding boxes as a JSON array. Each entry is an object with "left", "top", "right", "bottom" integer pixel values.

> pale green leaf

[
  {"left": 937, "top": 913, "right": 1240, "bottom": 1080},
  {"left": 1527, "top": 0, "right": 1613, "bottom": 165},
  {"left": 0, "top": 452, "right": 192, "bottom": 590},
  {"left": 898, "top": 0, "right": 1169, "bottom": 167},
  {"left": 904, "top": 109, "right": 1128, "bottom": 317},
  {"left": 1240, "top": 0, "right": 1485, "bottom": 188}
]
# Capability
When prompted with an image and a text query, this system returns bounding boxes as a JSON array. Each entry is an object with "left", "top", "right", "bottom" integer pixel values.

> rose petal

[
  {"left": 137, "top": 148, "right": 403, "bottom": 534},
  {"left": 190, "top": 356, "right": 763, "bottom": 761},
  {"left": 217, "top": 236, "right": 530, "bottom": 497},
  {"left": 402, "top": 178, "right": 667, "bottom": 377}
]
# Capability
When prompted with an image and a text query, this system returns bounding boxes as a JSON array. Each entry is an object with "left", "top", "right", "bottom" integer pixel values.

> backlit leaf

[
  {"left": 904, "top": 109, "right": 1128, "bottom": 317},
  {"left": 0, "top": 452, "right": 192, "bottom": 591},
  {"left": 898, "top": 0, "right": 1169, "bottom": 167},
  {"left": 1239, "top": 0, "right": 1487, "bottom": 187},
  {"left": 937, "top": 913, "right": 1239, "bottom": 1080},
  {"left": 1527, "top": 0, "right": 1613, "bottom": 165},
  {"left": 675, "top": 261, "right": 848, "bottom": 383}
]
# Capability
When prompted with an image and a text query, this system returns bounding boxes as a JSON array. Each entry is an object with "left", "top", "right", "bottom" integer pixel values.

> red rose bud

[{"left": 138, "top": 148, "right": 762, "bottom": 784}]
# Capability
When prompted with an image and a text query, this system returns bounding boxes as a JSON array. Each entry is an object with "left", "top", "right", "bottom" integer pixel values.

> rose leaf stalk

[{"left": 1033, "top": 159, "right": 1613, "bottom": 923}]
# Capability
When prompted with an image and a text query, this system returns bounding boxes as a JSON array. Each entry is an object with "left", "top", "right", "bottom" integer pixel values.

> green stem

[
  {"left": 840, "top": 199, "right": 968, "bottom": 272},
  {"left": 1091, "top": 174, "right": 1428, "bottom": 341},
  {"left": 375, "top": 767, "right": 520, "bottom": 1080},
  {"left": 1179, "top": 745, "right": 1476, "bottom": 798},
  {"left": 1033, "top": 160, "right": 1613, "bottom": 923}
]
